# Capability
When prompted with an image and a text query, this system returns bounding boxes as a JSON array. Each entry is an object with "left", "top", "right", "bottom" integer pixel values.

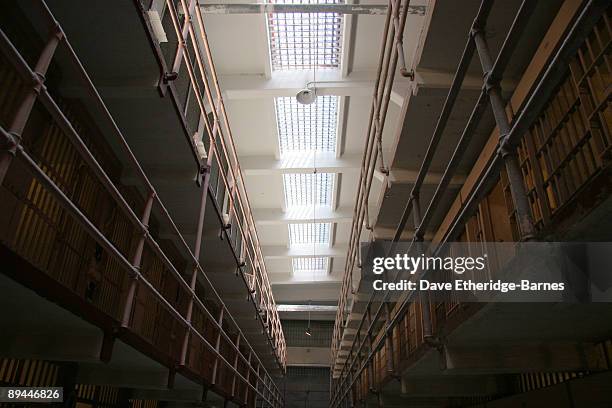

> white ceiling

[{"left": 202, "top": 0, "right": 427, "bottom": 304}]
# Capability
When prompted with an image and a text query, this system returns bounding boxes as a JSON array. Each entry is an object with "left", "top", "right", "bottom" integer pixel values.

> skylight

[
  {"left": 283, "top": 172, "right": 334, "bottom": 208},
  {"left": 275, "top": 96, "right": 339, "bottom": 155},
  {"left": 289, "top": 223, "right": 331, "bottom": 246},
  {"left": 292, "top": 257, "right": 329, "bottom": 279},
  {"left": 267, "top": 0, "right": 343, "bottom": 71}
]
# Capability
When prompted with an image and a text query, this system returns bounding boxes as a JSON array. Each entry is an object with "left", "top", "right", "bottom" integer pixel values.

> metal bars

[
  {"left": 330, "top": 0, "right": 609, "bottom": 406},
  {"left": 0, "top": 19, "right": 61, "bottom": 184},
  {"left": 330, "top": 0, "right": 410, "bottom": 373},
  {"left": 0, "top": 0, "right": 283, "bottom": 406},
  {"left": 165, "top": 0, "right": 286, "bottom": 370}
]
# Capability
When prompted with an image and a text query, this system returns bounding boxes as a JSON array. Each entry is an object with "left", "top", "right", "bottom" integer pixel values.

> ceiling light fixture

[
  {"left": 296, "top": 80, "right": 371, "bottom": 104},
  {"left": 296, "top": 86, "right": 316, "bottom": 105}
]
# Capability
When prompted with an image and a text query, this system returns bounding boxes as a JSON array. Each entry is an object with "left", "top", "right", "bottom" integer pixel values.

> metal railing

[
  {"left": 0, "top": 0, "right": 284, "bottom": 406},
  {"left": 330, "top": 0, "right": 413, "bottom": 370},
  {"left": 160, "top": 0, "right": 286, "bottom": 368},
  {"left": 329, "top": 0, "right": 609, "bottom": 406}
]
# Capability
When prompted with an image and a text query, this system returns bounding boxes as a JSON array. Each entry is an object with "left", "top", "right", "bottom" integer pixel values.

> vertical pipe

[
  {"left": 171, "top": 0, "right": 195, "bottom": 74},
  {"left": 231, "top": 334, "right": 241, "bottom": 398},
  {"left": 473, "top": 30, "right": 536, "bottom": 240},
  {"left": 255, "top": 364, "right": 261, "bottom": 407},
  {"left": 179, "top": 161, "right": 212, "bottom": 365},
  {"left": 390, "top": 0, "right": 411, "bottom": 77},
  {"left": 364, "top": 305, "right": 376, "bottom": 394},
  {"left": 383, "top": 303, "right": 395, "bottom": 375},
  {"left": 211, "top": 307, "right": 225, "bottom": 385},
  {"left": 0, "top": 27, "right": 62, "bottom": 184},
  {"left": 121, "top": 191, "right": 155, "bottom": 327},
  {"left": 411, "top": 195, "right": 433, "bottom": 339},
  {"left": 244, "top": 351, "right": 253, "bottom": 404},
  {"left": 262, "top": 376, "right": 269, "bottom": 407}
]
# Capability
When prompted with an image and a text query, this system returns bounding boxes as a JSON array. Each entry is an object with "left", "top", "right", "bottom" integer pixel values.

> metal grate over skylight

[
  {"left": 289, "top": 222, "right": 331, "bottom": 245},
  {"left": 283, "top": 172, "right": 334, "bottom": 208},
  {"left": 292, "top": 257, "right": 329, "bottom": 278},
  {"left": 275, "top": 96, "right": 338, "bottom": 155},
  {"left": 267, "top": 0, "right": 343, "bottom": 71}
]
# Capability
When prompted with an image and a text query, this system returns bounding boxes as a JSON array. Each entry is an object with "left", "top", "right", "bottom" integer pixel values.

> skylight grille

[
  {"left": 289, "top": 223, "right": 331, "bottom": 245},
  {"left": 283, "top": 172, "right": 334, "bottom": 208},
  {"left": 292, "top": 257, "right": 329, "bottom": 278},
  {"left": 267, "top": 0, "right": 343, "bottom": 71},
  {"left": 275, "top": 96, "right": 338, "bottom": 155}
]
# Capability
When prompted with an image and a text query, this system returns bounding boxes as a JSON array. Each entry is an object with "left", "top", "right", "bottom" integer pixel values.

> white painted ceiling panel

[
  {"left": 202, "top": 14, "right": 269, "bottom": 74},
  {"left": 225, "top": 99, "right": 278, "bottom": 155}
]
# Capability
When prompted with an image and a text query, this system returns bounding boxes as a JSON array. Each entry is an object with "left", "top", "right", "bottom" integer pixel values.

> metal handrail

[
  {"left": 330, "top": 0, "right": 410, "bottom": 369},
  {"left": 164, "top": 0, "right": 286, "bottom": 364},
  {"left": 0, "top": 1, "right": 284, "bottom": 405},
  {"left": 329, "top": 0, "right": 605, "bottom": 406}
]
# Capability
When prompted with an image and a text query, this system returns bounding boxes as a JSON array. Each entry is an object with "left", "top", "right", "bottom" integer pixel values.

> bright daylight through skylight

[
  {"left": 288, "top": 222, "right": 331, "bottom": 246},
  {"left": 275, "top": 96, "right": 339, "bottom": 156},
  {"left": 292, "top": 257, "right": 329, "bottom": 280},
  {"left": 283, "top": 173, "right": 335, "bottom": 208},
  {"left": 267, "top": 0, "right": 343, "bottom": 70},
  {"left": 266, "top": 0, "right": 344, "bottom": 280}
]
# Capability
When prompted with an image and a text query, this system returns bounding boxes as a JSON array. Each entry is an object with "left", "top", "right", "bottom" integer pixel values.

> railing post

[
  {"left": 0, "top": 25, "right": 62, "bottom": 184},
  {"left": 355, "top": 330, "right": 363, "bottom": 404},
  {"left": 411, "top": 194, "right": 433, "bottom": 341},
  {"left": 364, "top": 305, "right": 376, "bottom": 394},
  {"left": 243, "top": 351, "right": 253, "bottom": 405},
  {"left": 211, "top": 307, "right": 225, "bottom": 385},
  {"left": 390, "top": 0, "right": 413, "bottom": 78},
  {"left": 179, "top": 162, "right": 211, "bottom": 366},
  {"left": 383, "top": 302, "right": 396, "bottom": 376},
  {"left": 254, "top": 363, "right": 261, "bottom": 407},
  {"left": 472, "top": 28, "right": 536, "bottom": 241},
  {"left": 121, "top": 191, "right": 155, "bottom": 327},
  {"left": 170, "top": 0, "right": 196, "bottom": 76},
  {"left": 230, "top": 333, "right": 241, "bottom": 399},
  {"left": 260, "top": 375, "right": 267, "bottom": 407}
]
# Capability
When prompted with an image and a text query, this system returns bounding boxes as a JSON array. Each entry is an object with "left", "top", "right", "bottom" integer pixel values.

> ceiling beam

[
  {"left": 271, "top": 282, "right": 342, "bottom": 302},
  {"left": 220, "top": 69, "right": 516, "bottom": 104},
  {"left": 388, "top": 169, "right": 466, "bottom": 186},
  {"left": 263, "top": 245, "right": 348, "bottom": 259},
  {"left": 199, "top": 3, "right": 427, "bottom": 15},
  {"left": 276, "top": 304, "right": 338, "bottom": 312},
  {"left": 373, "top": 227, "right": 435, "bottom": 241},
  {"left": 271, "top": 279, "right": 342, "bottom": 286},
  {"left": 240, "top": 152, "right": 369, "bottom": 175},
  {"left": 253, "top": 206, "right": 360, "bottom": 225},
  {"left": 240, "top": 153, "right": 463, "bottom": 186},
  {"left": 220, "top": 70, "right": 379, "bottom": 99},
  {"left": 340, "top": 0, "right": 354, "bottom": 78}
]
